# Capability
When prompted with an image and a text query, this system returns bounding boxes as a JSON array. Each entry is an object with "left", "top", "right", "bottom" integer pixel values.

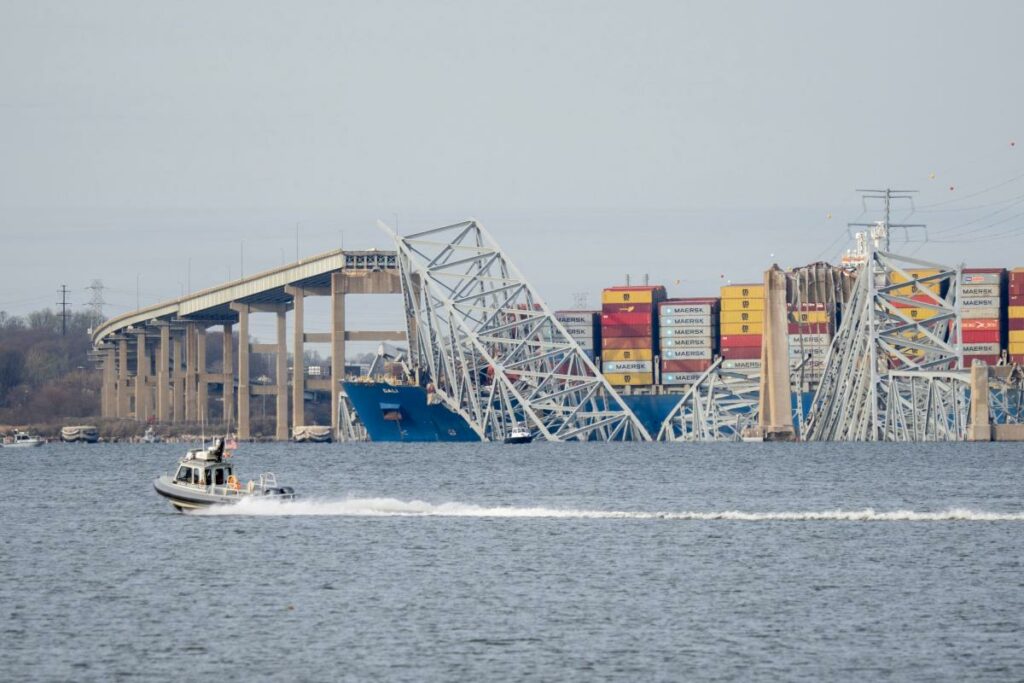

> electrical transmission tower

[
  {"left": 57, "top": 285, "right": 71, "bottom": 336},
  {"left": 86, "top": 279, "right": 107, "bottom": 318}
]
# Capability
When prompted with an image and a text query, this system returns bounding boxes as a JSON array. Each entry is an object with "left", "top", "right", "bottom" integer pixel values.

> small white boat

[
  {"left": 504, "top": 425, "right": 534, "bottom": 444},
  {"left": 153, "top": 437, "right": 296, "bottom": 512},
  {"left": 2, "top": 430, "right": 45, "bottom": 448},
  {"left": 142, "top": 426, "right": 161, "bottom": 443}
]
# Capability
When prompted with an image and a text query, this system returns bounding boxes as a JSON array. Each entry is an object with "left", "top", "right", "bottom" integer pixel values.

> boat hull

[
  {"left": 1, "top": 441, "right": 44, "bottom": 448},
  {"left": 153, "top": 477, "right": 296, "bottom": 512}
]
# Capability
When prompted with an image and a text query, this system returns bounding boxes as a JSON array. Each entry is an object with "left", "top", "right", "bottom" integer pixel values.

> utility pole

[
  {"left": 57, "top": 285, "right": 70, "bottom": 336},
  {"left": 849, "top": 188, "right": 926, "bottom": 251},
  {"left": 86, "top": 279, "right": 106, "bottom": 318}
]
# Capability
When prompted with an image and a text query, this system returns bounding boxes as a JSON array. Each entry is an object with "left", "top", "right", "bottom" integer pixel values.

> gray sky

[{"left": 2, "top": 1, "right": 1023, "bottom": 344}]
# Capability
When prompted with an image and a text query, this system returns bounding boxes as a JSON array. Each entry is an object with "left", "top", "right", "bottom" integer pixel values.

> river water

[{"left": 3, "top": 441, "right": 1023, "bottom": 681}]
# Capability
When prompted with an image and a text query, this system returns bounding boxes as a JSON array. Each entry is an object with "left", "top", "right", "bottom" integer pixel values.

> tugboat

[
  {"left": 152, "top": 437, "right": 297, "bottom": 512},
  {"left": 1, "top": 430, "right": 45, "bottom": 448},
  {"left": 503, "top": 424, "right": 534, "bottom": 444}
]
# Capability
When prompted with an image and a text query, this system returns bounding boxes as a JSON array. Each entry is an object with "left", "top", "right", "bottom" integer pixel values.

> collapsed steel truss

[
  {"left": 392, "top": 220, "right": 650, "bottom": 442},
  {"left": 804, "top": 240, "right": 964, "bottom": 441},
  {"left": 657, "top": 360, "right": 761, "bottom": 441}
]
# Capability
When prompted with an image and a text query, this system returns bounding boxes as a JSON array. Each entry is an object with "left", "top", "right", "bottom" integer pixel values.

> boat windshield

[{"left": 175, "top": 466, "right": 192, "bottom": 483}]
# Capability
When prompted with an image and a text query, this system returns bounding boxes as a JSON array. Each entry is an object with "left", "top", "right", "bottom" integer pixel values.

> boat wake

[{"left": 192, "top": 497, "right": 1024, "bottom": 521}]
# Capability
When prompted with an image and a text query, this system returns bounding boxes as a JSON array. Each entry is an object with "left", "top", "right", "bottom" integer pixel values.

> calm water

[{"left": 3, "top": 441, "right": 1023, "bottom": 682}]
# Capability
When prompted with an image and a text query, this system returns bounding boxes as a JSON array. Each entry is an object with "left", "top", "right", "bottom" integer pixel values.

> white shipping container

[
  {"left": 659, "top": 314, "right": 717, "bottom": 327},
  {"left": 660, "top": 336, "right": 714, "bottom": 349},
  {"left": 787, "top": 333, "right": 831, "bottom": 346},
  {"left": 603, "top": 360, "right": 653, "bottom": 373},
  {"left": 663, "top": 348, "right": 714, "bottom": 360},
  {"left": 661, "top": 326, "right": 715, "bottom": 337},
  {"left": 661, "top": 372, "right": 705, "bottom": 385},
  {"left": 962, "top": 272, "right": 1002, "bottom": 285},
  {"left": 962, "top": 297, "right": 999, "bottom": 309},
  {"left": 789, "top": 346, "right": 828, "bottom": 359},
  {"left": 555, "top": 311, "right": 597, "bottom": 326},
  {"left": 962, "top": 307, "right": 1001, "bottom": 320},
  {"left": 963, "top": 342, "right": 1000, "bottom": 355},
  {"left": 961, "top": 284, "right": 1001, "bottom": 298},
  {"left": 561, "top": 326, "right": 595, "bottom": 339},
  {"left": 721, "top": 359, "right": 761, "bottom": 370},
  {"left": 660, "top": 304, "right": 717, "bottom": 316}
]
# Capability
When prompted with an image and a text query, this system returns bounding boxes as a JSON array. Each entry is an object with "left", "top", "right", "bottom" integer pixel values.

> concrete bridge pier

[
  {"left": 222, "top": 323, "right": 234, "bottom": 427},
  {"left": 157, "top": 323, "right": 171, "bottom": 422},
  {"left": 196, "top": 325, "right": 208, "bottom": 426},
  {"left": 117, "top": 337, "right": 130, "bottom": 418},
  {"left": 284, "top": 285, "right": 305, "bottom": 432},
  {"left": 230, "top": 303, "right": 251, "bottom": 440},
  {"left": 756, "top": 266, "right": 796, "bottom": 441},
  {"left": 331, "top": 273, "right": 347, "bottom": 441},
  {"left": 172, "top": 332, "right": 185, "bottom": 422},
  {"left": 134, "top": 330, "right": 150, "bottom": 422}
]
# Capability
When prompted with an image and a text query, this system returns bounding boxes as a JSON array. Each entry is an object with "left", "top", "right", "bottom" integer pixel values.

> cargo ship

[{"left": 342, "top": 381, "right": 480, "bottom": 442}]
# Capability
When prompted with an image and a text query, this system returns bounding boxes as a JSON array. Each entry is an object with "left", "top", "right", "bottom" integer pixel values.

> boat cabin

[{"left": 175, "top": 439, "right": 233, "bottom": 486}]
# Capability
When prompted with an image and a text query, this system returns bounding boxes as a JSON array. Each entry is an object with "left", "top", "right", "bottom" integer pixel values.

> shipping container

[
  {"left": 661, "top": 373, "right": 706, "bottom": 385},
  {"left": 659, "top": 302, "right": 719, "bottom": 316},
  {"left": 962, "top": 307, "right": 1002, "bottom": 320},
  {"left": 961, "top": 297, "right": 1000, "bottom": 309},
  {"left": 721, "top": 298, "right": 765, "bottom": 312},
  {"left": 720, "top": 346, "right": 761, "bottom": 360},
  {"left": 721, "top": 284, "right": 764, "bottom": 299},
  {"left": 661, "top": 359, "right": 713, "bottom": 373},
  {"left": 1011, "top": 318, "right": 1024, "bottom": 331},
  {"left": 962, "top": 268, "right": 1005, "bottom": 286},
  {"left": 1010, "top": 330, "right": 1024, "bottom": 343},
  {"left": 964, "top": 342, "right": 1000, "bottom": 355},
  {"left": 962, "top": 284, "right": 1002, "bottom": 298},
  {"left": 601, "top": 286, "right": 667, "bottom": 305},
  {"left": 660, "top": 315, "right": 717, "bottom": 327},
  {"left": 788, "top": 322, "right": 832, "bottom": 334},
  {"left": 962, "top": 330, "right": 1001, "bottom": 343},
  {"left": 602, "top": 311, "right": 653, "bottom": 327},
  {"left": 602, "top": 302, "right": 654, "bottom": 315},
  {"left": 603, "top": 372, "right": 654, "bottom": 386},
  {"left": 962, "top": 318, "right": 1000, "bottom": 331},
  {"left": 603, "top": 360, "right": 654, "bottom": 373},
  {"left": 720, "top": 359, "right": 761, "bottom": 370},
  {"left": 661, "top": 326, "right": 716, "bottom": 337},
  {"left": 659, "top": 336, "right": 714, "bottom": 348},
  {"left": 602, "top": 348, "right": 654, "bottom": 362},
  {"left": 560, "top": 326, "right": 595, "bottom": 339},
  {"left": 719, "top": 334, "right": 762, "bottom": 348},
  {"left": 663, "top": 348, "right": 713, "bottom": 360},
  {"left": 788, "top": 310, "right": 830, "bottom": 324},
  {"left": 721, "top": 310, "right": 764, "bottom": 324},
  {"left": 721, "top": 322, "right": 764, "bottom": 335},
  {"left": 555, "top": 311, "right": 599, "bottom": 326},
  {"left": 601, "top": 324, "right": 653, "bottom": 337},
  {"left": 963, "top": 355, "right": 1001, "bottom": 366},
  {"left": 1010, "top": 306, "right": 1024, "bottom": 318},
  {"left": 602, "top": 336, "right": 653, "bottom": 350},
  {"left": 787, "top": 333, "right": 831, "bottom": 346}
]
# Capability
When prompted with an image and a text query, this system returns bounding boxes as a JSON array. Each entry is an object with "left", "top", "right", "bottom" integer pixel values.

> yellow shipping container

[
  {"left": 1009, "top": 342, "right": 1024, "bottom": 354},
  {"left": 789, "top": 310, "right": 829, "bottom": 324},
  {"left": 720, "top": 322, "right": 764, "bottom": 336},
  {"left": 890, "top": 269, "right": 940, "bottom": 284},
  {"left": 602, "top": 289, "right": 654, "bottom": 304},
  {"left": 602, "top": 348, "right": 653, "bottom": 362},
  {"left": 721, "top": 297, "right": 765, "bottom": 311},
  {"left": 721, "top": 284, "right": 764, "bottom": 299},
  {"left": 1009, "top": 330, "right": 1024, "bottom": 343},
  {"left": 603, "top": 372, "right": 654, "bottom": 386},
  {"left": 891, "top": 283, "right": 941, "bottom": 297},
  {"left": 900, "top": 307, "right": 938, "bottom": 320},
  {"left": 1009, "top": 306, "right": 1024, "bottom": 318},
  {"left": 721, "top": 309, "right": 764, "bottom": 324}
]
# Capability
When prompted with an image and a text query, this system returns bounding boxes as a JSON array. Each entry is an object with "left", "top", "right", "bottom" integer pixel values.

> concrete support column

[
  {"left": 231, "top": 303, "right": 251, "bottom": 440},
  {"left": 330, "top": 273, "right": 347, "bottom": 439},
  {"left": 222, "top": 323, "right": 234, "bottom": 428},
  {"left": 276, "top": 309, "right": 289, "bottom": 441},
  {"left": 284, "top": 286, "right": 305, "bottom": 431},
  {"left": 968, "top": 361, "right": 993, "bottom": 442},
  {"left": 117, "top": 338, "right": 129, "bottom": 418},
  {"left": 157, "top": 324, "right": 170, "bottom": 422},
  {"left": 185, "top": 325, "right": 197, "bottom": 422},
  {"left": 757, "top": 266, "right": 796, "bottom": 441},
  {"left": 172, "top": 334, "right": 184, "bottom": 422},
  {"left": 197, "top": 326, "right": 208, "bottom": 426},
  {"left": 101, "top": 347, "right": 116, "bottom": 417},
  {"left": 135, "top": 331, "right": 150, "bottom": 422}
]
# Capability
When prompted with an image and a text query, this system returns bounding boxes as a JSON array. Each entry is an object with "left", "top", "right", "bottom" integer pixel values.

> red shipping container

[
  {"left": 661, "top": 359, "right": 713, "bottom": 373},
  {"left": 602, "top": 336, "right": 653, "bottom": 350},
  {"left": 1009, "top": 318, "right": 1024, "bottom": 331},
  {"left": 1009, "top": 292, "right": 1024, "bottom": 304},
  {"left": 720, "top": 346, "right": 761, "bottom": 360},
  {"left": 963, "top": 355, "right": 1000, "bottom": 366},
  {"left": 602, "top": 302, "right": 654, "bottom": 315},
  {"left": 720, "top": 334, "right": 763, "bottom": 348},
  {"left": 602, "top": 312, "right": 654, "bottom": 327},
  {"left": 601, "top": 324, "right": 653, "bottom": 338},
  {"left": 892, "top": 293, "right": 939, "bottom": 308},
  {"left": 1012, "top": 354, "right": 1024, "bottom": 364},
  {"left": 962, "top": 318, "right": 1000, "bottom": 331},
  {"left": 1010, "top": 282, "right": 1024, "bottom": 297},
  {"left": 961, "top": 329, "right": 1000, "bottom": 343}
]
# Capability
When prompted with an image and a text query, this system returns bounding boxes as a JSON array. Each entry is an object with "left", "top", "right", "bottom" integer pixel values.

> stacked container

[
  {"left": 889, "top": 269, "right": 944, "bottom": 364},
  {"left": 600, "top": 286, "right": 666, "bottom": 386},
  {"left": 961, "top": 269, "right": 1005, "bottom": 366},
  {"left": 555, "top": 310, "right": 600, "bottom": 360},
  {"left": 1010, "top": 269, "right": 1024, "bottom": 365},
  {"left": 719, "top": 283, "right": 764, "bottom": 372},
  {"left": 787, "top": 303, "right": 833, "bottom": 384},
  {"left": 658, "top": 298, "right": 720, "bottom": 386}
]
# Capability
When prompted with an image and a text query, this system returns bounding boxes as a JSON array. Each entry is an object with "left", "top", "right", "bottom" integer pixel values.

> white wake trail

[{"left": 192, "top": 497, "right": 1024, "bottom": 521}]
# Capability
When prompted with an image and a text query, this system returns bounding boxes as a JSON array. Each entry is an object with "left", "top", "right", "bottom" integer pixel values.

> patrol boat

[{"left": 153, "top": 437, "right": 296, "bottom": 512}]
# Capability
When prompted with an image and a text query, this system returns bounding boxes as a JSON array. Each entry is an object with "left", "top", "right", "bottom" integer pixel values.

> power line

[
  {"left": 916, "top": 170, "right": 1024, "bottom": 209},
  {"left": 86, "top": 279, "right": 106, "bottom": 318},
  {"left": 57, "top": 285, "right": 70, "bottom": 336}
]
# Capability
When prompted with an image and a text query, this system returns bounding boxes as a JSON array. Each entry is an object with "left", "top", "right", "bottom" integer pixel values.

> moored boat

[
  {"left": 153, "top": 437, "right": 296, "bottom": 512},
  {"left": 504, "top": 424, "right": 534, "bottom": 444},
  {"left": 1, "top": 430, "right": 45, "bottom": 448}
]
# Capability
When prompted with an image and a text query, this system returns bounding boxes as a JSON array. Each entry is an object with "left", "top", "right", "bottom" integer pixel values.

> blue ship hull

[{"left": 343, "top": 383, "right": 480, "bottom": 442}]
